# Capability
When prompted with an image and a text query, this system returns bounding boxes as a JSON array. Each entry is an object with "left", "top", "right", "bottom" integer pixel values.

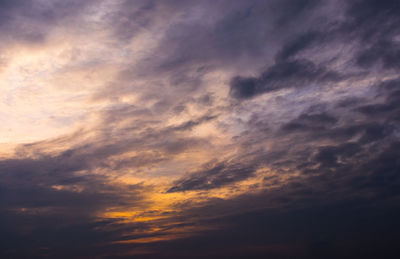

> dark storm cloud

[
  {"left": 149, "top": 195, "right": 400, "bottom": 259},
  {"left": 344, "top": 0, "right": 400, "bottom": 39},
  {"left": 170, "top": 77, "right": 399, "bottom": 193},
  {"left": 228, "top": 0, "right": 400, "bottom": 100},
  {"left": 167, "top": 77, "right": 399, "bottom": 200},
  {"left": 356, "top": 79, "right": 400, "bottom": 120},
  {"left": 155, "top": 119, "right": 400, "bottom": 258},
  {"left": 167, "top": 161, "right": 256, "bottom": 192},
  {"left": 0, "top": 110, "right": 219, "bottom": 257},
  {"left": 281, "top": 112, "right": 338, "bottom": 132},
  {"left": 275, "top": 31, "right": 324, "bottom": 62},
  {"left": 0, "top": 103, "right": 219, "bottom": 256},
  {"left": 0, "top": 150, "right": 148, "bottom": 257},
  {"left": 0, "top": 150, "right": 146, "bottom": 214},
  {"left": 280, "top": 114, "right": 394, "bottom": 145},
  {"left": 276, "top": 78, "right": 398, "bottom": 180},
  {"left": 343, "top": 0, "right": 400, "bottom": 70},
  {"left": 139, "top": 138, "right": 400, "bottom": 258},
  {"left": 355, "top": 39, "right": 400, "bottom": 70},
  {"left": 230, "top": 59, "right": 342, "bottom": 99},
  {"left": 277, "top": 78, "right": 397, "bottom": 149}
]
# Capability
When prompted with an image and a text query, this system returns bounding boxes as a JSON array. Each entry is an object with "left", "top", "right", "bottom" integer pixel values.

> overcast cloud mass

[{"left": 1, "top": 0, "right": 400, "bottom": 258}]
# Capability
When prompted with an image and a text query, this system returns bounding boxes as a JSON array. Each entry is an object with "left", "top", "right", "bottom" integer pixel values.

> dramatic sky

[{"left": 1, "top": 0, "right": 400, "bottom": 258}]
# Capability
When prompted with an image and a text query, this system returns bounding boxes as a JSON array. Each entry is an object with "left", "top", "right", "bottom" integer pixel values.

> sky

[{"left": 1, "top": 0, "right": 400, "bottom": 258}]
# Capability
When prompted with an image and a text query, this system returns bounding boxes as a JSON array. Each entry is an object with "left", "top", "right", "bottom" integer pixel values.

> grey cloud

[
  {"left": 355, "top": 80, "right": 400, "bottom": 120},
  {"left": 0, "top": 0, "right": 98, "bottom": 45},
  {"left": 169, "top": 115, "right": 217, "bottom": 132},
  {"left": 167, "top": 161, "right": 256, "bottom": 192},
  {"left": 276, "top": 31, "right": 324, "bottom": 62},
  {"left": 148, "top": 141, "right": 400, "bottom": 258},
  {"left": 0, "top": 154, "right": 145, "bottom": 210},
  {"left": 343, "top": 0, "right": 400, "bottom": 70},
  {"left": 0, "top": 143, "right": 152, "bottom": 258},
  {"left": 230, "top": 59, "right": 342, "bottom": 99},
  {"left": 92, "top": 0, "right": 333, "bottom": 116},
  {"left": 175, "top": 78, "right": 398, "bottom": 192},
  {"left": 110, "top": 0, "right": 328, "bottom": 89},
  {"left": 0, "top": 158, "right": 146, "bottom": 258},
  {"left": 228, "top": 0, "right": 400, "bottom": 100},
  {"left": 355, "top": 40, "right": 400, "bottom": 70},
  {"left": 224, "top": 73, "right": 400, "bottom": 195},
  {"left": 281, "top": 112, "right": 338, "bottom": 132}
]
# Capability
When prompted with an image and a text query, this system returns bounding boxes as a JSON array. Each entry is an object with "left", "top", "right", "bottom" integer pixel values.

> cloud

[
  {"left": 342, "top": 0, "right": 400, "bottom": 70},
  {"left": 0, "top": 150, "right": 149, "bottom": 257},
  {"left": 2, "top": 0, "right": 400, "bottom": 257},
  {"left": 230, "top": 59, "right": 342, "bottom": 99},
  {"left": 281, "top": 112, "right": 338, "bottom": 132},
  {"left": 276, "top": 31, "right": 324, "bottom": 62},
  {"left": 0, "top": 0, "right": 98, "bottom": 46},
  {"left": 167, "top": 161, "right": 256, "bottom": 192}
]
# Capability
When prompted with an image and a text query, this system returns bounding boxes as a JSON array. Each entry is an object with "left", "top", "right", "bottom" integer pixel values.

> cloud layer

[{"left": 1, "top": 0, "right": 400, "bottom": 258}]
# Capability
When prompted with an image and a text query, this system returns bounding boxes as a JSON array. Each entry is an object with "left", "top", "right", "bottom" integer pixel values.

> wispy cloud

[{"left": 1, "top": 0, "right": 400, "bottom": 258}]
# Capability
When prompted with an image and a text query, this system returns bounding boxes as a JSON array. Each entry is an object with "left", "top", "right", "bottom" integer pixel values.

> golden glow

[{"left": 0, "top": 2, "right": 303, "bottom": 248}]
